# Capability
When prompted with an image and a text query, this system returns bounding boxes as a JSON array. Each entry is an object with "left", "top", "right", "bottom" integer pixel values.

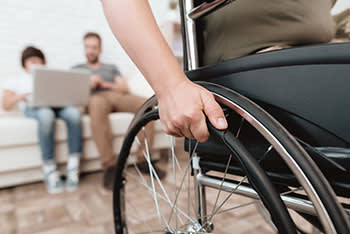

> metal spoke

[
  {"left": 194, "top": 200, "right": 258, "bottom": 225},
  {"left": 207, "top": 175, "right": 248, "bottom": 222},
  {"left": 171, "top": 136, "right": 178, "bottom": 230},
  {"left": 198, "top": 201, "right": 257, "bottom": 233},
  {"left": 210, "top": 154, "right": 233, "bottom": 216},
  {"left": 169, "top": 135, "right": 182, "bottom": 171},
  {"left": 134, "top": 144, "right": 186, "bottom": 226},
  {"left": 259, "top": 145, "right": 273, "bottom": 163},
  {"left": 168, "top": 141, "right": 200, "bottom": 228},
  {"left": 131, "top": 159, "right": 186, "bottom": 225},
  {"left": 202, "top": 145, "right": 276, "bottom": 225},
  {"left": 205, "top": 144, "right": 273, "bottom": 224},
  {"left": 132, "top": 161, "right": 150, "bottom": 192},
  {"left": 125, "top": 171, "right": 194, "bottom": 224},
  {"left": 126, "top": 116, "right": 296, "bottom": 233},
  {"left": 187, "top": 139, "right": 192, "bottom": 217},
  {"left": 211, "top": 200, "right": 257, "bottom": 217},
  {"left": 189, "top": 142, "right": 200, "bottom": 219},
  {"left": 142, "top": 127, "right": 173, "bottom": 232},
  {"left": 135, "top": 136, "right": 173, "bottom": 212},
  {"left": 235, "top": 117, "right": 245, "bottom": 138},
  {"left": 167, "top": 154, "right": 194, "bottom": 226},
  {"left": 126, "top": 197, "right": 154, "bottom": 233},
  {"left": 202, "top": 142, "right": 273, "bottom": 224},
  {"left": 281, "top": 187, "right": 304, "bottom": 196}
]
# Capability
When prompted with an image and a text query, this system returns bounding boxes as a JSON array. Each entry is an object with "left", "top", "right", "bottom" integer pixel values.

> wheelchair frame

[
  {"left": 179, "top": 1, "right": 350, "bottom": 232},
  {"left": 111, "top": 1, "right": 350, "bottom": 234},
  {"left": 180, "top": 0, "right": 350, "bottom": 223}
]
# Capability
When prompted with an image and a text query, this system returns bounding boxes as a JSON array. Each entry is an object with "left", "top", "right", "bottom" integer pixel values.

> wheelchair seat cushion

[
  {"left": 188, "top": 42, "right": 350, "bottom": 81},
  {"left": 187, "top": 43, "right": 350, "bottom": 145}
]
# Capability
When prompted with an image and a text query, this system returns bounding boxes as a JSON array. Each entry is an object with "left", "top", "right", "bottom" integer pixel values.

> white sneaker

[
  {"left": 44, "top": 170, "right": 64, "bottom": 194},
  {"left": 65, "top": 168, "right": 79, "bottom": 192}
]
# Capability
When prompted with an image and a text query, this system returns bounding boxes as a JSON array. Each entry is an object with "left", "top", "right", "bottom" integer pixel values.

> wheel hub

[{"left": 168, "top": 222, "right": 213, "bottom": 234}]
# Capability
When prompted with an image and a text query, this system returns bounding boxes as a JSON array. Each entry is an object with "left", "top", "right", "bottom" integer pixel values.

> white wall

[
  {"left": 332, "top": 0, "right": 350, "bottom": 14},
  {"left": 1, "top": 0, "right": 348, "bottom": 78},
  {"left": 0, "top": 0, "right": 170, "bottom": 78}
]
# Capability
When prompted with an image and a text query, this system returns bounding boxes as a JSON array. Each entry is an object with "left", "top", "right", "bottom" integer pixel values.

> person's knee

[
  {"left": 88, "top": 95, "right": 109, "bottom": 115},
  {"left": 130, "top": 95, "right": 147, "bottom": 113},
  {"left": 37, "top": 108, "right": 56, "bottom": 131},
  {"left": 63, "top": 107, "right": 82, "bottom": 125}
]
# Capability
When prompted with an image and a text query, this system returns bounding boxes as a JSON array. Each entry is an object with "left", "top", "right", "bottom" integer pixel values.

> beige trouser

[
  {"left": 88, "top": 91, "right": 154, "bottom": 169},
  {"left": 199, "top": 0, "right": 337, "bottom": 65}
]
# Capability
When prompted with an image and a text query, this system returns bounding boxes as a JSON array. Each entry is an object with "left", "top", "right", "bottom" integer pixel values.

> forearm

[{"left": 102, "top": 0, "right": 187, "bottom": 98}]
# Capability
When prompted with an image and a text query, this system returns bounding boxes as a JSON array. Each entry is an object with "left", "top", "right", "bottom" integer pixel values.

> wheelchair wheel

[{"left": 112, "top": 82, "right": 350, "bottom": 234}]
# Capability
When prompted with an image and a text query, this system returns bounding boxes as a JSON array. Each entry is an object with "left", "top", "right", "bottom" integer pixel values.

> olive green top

[{"left": 199, "top": 0, "right": 337, "bottom": 66}]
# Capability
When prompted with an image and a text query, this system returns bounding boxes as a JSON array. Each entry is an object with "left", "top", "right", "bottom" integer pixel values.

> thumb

[{"left": 202, "top": 92, "right": 228, "bottom": 130}]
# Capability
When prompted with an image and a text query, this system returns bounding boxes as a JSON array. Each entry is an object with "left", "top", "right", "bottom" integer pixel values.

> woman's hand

[{"left": 158, "top": 80, "right": 227, "bottom": 143}]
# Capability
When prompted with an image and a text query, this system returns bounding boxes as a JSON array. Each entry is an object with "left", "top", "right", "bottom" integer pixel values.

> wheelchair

[{"left": 112, "top": 1, "right": 350, "bottom": 233}]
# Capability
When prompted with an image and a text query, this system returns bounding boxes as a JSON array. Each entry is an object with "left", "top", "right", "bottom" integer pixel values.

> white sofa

[{"left": 0, "top": 74, "right": 169, "bottom": 188}]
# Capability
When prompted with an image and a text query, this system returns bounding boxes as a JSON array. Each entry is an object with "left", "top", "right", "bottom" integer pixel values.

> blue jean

[{"left": 24, "top": 106, "right": 83, "bottom": 162}]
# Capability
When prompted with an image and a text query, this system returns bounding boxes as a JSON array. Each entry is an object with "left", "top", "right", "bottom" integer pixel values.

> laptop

[{"left": 30, "top": 68, "right": 91, "bottom": 107}]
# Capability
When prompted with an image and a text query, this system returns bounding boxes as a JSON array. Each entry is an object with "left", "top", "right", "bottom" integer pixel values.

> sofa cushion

[{"left": 0, "top": 112, "right": 149, "bottom": 148}]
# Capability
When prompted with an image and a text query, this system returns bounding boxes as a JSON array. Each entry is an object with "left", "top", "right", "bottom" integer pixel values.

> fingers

[
  {"left": 164, "top": 116, "right": 195, "bottom": 139},
  {"left": 159, "top": 106, "right": 195, "bottom": 139},
  {"left": 159, "top": 108, "right": 181, "bottom": 137},
  {"left": 161, "top": 121, "right": 182, "bottom": 138},
  {"left": 189, "top": 111, "right": 209, "bottom": 143},
  {"left": 157, "top": 82, "right": 227, "bottom": 143},
  {"left": 163, "top": 111, "right": 209, "bottom": 142},
  {"left": 179, "top": 120, "right": 195, "bottom": 140},
  {"left": 201, "top": 91, "right": 228, "bottom": 130},
  {"left": 160, "top": 108, "right": 207, "bottom": 142}
]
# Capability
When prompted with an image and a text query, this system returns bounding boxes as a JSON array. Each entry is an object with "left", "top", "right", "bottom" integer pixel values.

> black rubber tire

[
  {"left": 112, "top": 82, "right": 350, "bottom": 234},
  {"left": 113, "top": 109, "right": 297, "bottom": 234},
  {"left": 199, "top": 81, "right": 350, "bottom": 234}
]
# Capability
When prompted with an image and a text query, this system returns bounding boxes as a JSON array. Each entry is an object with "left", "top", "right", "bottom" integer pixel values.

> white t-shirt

[{"left": 2, "top": 74, "right": 33, "bottom": 111}]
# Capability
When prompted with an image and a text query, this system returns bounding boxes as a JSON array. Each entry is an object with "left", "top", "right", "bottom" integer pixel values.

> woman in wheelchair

[{"left": 102, "top": 0, "right": 350, "bottom": 233}]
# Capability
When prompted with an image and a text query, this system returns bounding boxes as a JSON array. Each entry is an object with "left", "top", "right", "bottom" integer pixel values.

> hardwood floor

[
  {"left": 0, "top": 172, "right": 115, "bottom": 234},
  {"left": 0, "top": 143, "right": 313, "bottom": 234},
  {"left": 0, "top": 169, "right": 278, "bottom": 234}
]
